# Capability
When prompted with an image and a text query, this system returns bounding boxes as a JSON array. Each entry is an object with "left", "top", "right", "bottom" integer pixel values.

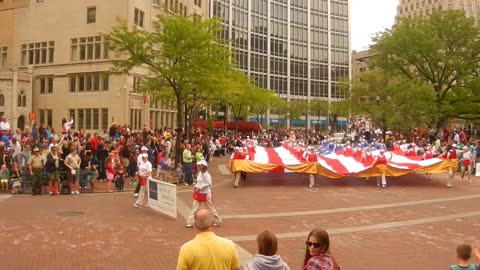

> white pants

[
  {"left": 309, "top": 174, "right": 315, "bottom": 187},
  {"left": 376, "top": 173, "right": 386, "bottom": 187},
  {"left": 186, "top": 194, "right": 222, "bottom": 226},
  {"left": 447, "top": 170, "right": 454, "bottom": 187},
  {"left": 134, "top": 185, "right": 148, "bottom": 206},
  {"left": 234, "top": 172, "right": 241, "bottom": 186}
]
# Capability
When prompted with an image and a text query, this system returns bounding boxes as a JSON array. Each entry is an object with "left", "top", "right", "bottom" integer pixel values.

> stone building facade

[
  {"left": 0, "top": 0, "right": 207, "bottom": 132},
  {"left": 0, "top": 70, "right": 32, "bottom": 131}
]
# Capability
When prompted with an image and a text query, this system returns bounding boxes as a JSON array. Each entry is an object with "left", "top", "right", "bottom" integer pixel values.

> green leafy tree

[
  {"left": 248, "top": 89, "right": 284, "bottom": 127},
  {"left": 104, "top": 14, "right": 235, "bottom": 163},
  {"left": 372, "top": 10, "right": 480, "bottom": 126},
  {"left": 349, "top": 70, "right": 436, "bottom": 138}
]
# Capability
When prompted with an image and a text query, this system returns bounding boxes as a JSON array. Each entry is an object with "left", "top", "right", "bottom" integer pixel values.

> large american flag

[{"left": 245, "top": 144, "right": 445, "bottom": 176}]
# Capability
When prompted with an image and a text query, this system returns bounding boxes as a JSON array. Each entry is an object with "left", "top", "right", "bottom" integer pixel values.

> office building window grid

[
  {"left": 39, "top": 109, "right": 53, "bottom": 127},
  {"left": 38, "top": 76, "right": 54, "bottom": 94},
  {"left": 71, "top": 36, "right": 108, "bottom": 62},
  {"left": 20, "top": 41, "right": 55, "bottom": 66},
  {"left": 69, "top": 72, "right": 109, "bottom": 93},
  {"left": 70, "top": 108, "right": 107, "bottom": 130},
  {"left": 212, "top": 0, "right": 350, "bottom": 100}
]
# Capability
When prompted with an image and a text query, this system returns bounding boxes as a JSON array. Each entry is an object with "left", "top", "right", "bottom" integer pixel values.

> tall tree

[
  {"left": 349, "top": 70, "right": 436, "bottom": 137},
  {"left": 248, "top": 88, "right": 284, "bottom": 126},
  {"left": 104, "top": 14, "right": 236, "bottom": 163},
  {"left": 373, "top": 10, "right": 480, "bottom": 126}
]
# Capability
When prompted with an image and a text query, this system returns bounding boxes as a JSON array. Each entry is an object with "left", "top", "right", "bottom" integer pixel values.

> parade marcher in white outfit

[
  {"left": 303, "top": 147, "right": 318, "bottom": 188},
  {"left": 133, "top": 146, "right": 149, "bottom": 198},
  {"left": 133, "top": 154, "right": 152, "bottom": 208},
  {"left": 460, "top": 146, "right": 472, "bottom": 182},
  {"left": 423, "top": 145, "right": 434, "bottom": 180},
  {"left": 446, "top": 144, "right": 458, "bottom": 188},
  {"left": 374, "top": 149, "right": 390, "bottom": 189},
  {"left": 186, "top": 160, "right": 222, "bottom": 228}
]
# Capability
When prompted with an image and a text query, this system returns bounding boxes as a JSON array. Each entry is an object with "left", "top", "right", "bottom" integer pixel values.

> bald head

[{"left": 194, "top": 208, "right": 214, "bottom": 231}]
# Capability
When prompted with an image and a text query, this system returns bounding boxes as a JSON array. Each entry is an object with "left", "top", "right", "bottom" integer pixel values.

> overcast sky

[{"left": 351, "top": 0, "right": 398, "bottom": 51}]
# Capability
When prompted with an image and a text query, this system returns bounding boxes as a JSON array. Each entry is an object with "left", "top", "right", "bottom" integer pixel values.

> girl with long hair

[{"left": 303, "top": 229, "right": 340, "bottom": 270}]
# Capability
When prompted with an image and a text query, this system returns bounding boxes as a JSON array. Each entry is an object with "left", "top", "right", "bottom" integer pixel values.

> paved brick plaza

[{"left": 1, "top": 156, "right": 480, "bottom": 269}]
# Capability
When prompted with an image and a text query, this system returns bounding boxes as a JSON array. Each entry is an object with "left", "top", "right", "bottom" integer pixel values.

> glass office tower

[{"left": 210, "top": 0, "right": 350, "bottom": 127}]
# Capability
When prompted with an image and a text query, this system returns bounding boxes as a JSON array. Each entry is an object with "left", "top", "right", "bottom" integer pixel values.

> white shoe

[
  {"left": 186, "top": 224, "right": 193, "bottom": 228},
  {"left": 133, "top": 203, "right": 140, "bottom": 208},
  {"left": 75, "top": 191, "right": 80, "bottom": 195},
  {"left": 49, "top": 191, "right": 52, "bottom": 195},
  {"left": 133, "top": 193, "right": 138, "bottom": 198},
  {"left": 184, "top": 183, "right": 189, "bottom": 186},
  {"left": 71, "top": 191, "right": 75, "bottom": 195}
]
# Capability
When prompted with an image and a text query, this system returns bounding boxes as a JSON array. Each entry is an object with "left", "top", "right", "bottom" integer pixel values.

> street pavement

[{"left": 1, "top": 156, "right": 480, "bottom": 269}]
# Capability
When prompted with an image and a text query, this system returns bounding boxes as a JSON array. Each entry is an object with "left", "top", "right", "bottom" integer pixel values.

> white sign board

[{"left": 148, "top": 178, "right": 177, "bottom": 219}]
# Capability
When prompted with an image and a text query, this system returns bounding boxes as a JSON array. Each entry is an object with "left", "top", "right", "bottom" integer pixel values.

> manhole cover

[{"left": 56, "top": 211, "right": 84, "bottom": 217}]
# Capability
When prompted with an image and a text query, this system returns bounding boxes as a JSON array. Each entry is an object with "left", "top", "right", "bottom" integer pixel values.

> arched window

[
  {"left": 17, "top": 95, "right": 21, "bottom": 107},
  {"left": 0, "top": 94, "right": 4, "bottom": 106},
  {"left": 22, "top": 95, "right": 26, "bottom": 107}
]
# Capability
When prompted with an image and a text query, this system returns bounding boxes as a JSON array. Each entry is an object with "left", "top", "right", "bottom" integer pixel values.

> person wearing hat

[
  {"left": 133, "top": 153, "right": 152, "bottom": 208},
  {"left": 186, "top": 159, "right": 222, "bottom": 227},
  {"left": 64, "top": 146, "right": 81, "bottom": 195},
  {"left": 231, "top": 147, "right": 242, "bottom": 188},
  {"left": 45, "top": 145, "right": 62, "bottom": 195},
  {"left": 423, "top": 145, "right": 434, "bottom": 180},
  {"left": 28, "top": 147, "right": 44, "bottom": 195},
  {"left": 460, "top": 145, "right": 472, "bottom": 182},
  {"left": 374, "top": 149, "right": 391, "bottom": 189},
  {"left": 303, "top": 146, "right": 318, "bottom": 188},
  {"left": 133, "top": 146, "right": 149, "bottom": 198},
  {"left": 446, "top": 144, "right": 458, "bottom": 188}
]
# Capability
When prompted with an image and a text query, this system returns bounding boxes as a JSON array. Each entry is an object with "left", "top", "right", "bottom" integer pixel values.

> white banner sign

[{"left": 148, "top": 178, "right": 177, "bottom": 219}]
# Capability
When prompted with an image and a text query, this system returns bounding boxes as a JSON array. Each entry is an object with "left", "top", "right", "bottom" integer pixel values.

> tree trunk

[{"left": 175, "top": 96, "right": 184, "bottom": 166}]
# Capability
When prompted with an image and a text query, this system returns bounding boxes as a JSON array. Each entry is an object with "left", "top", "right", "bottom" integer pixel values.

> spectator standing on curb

[
  {"left": 303, "top": 229, "right": 341, "bottom": 270},
  {"left": 96, "top": 140, "right": 109, "bottom": 180},
  {"left": 133, "top": 153, "right": 152, "bottom": 208},
  {"left": 28, "top": 147, "right": 44, "bottom": 195},
  {"left": 177, "top": 208, "right": 240, "bottom": 270},
  {"left": 183, "top": 144, "right": 194, "bottom": 185},
  {"left": 244, "top": 230, "right": 290, "bottom": 270},
  {"left": 186, "top": 160, "right": 222, "bottom": 228},
  {"left": 64, "top": 146, "right": 81, "bottom": 195},
  {"left": 45, "top": 145, "right": 61, "bottom": 195},
  {"left": 0, "top": 165, "right": 9, "bottom": 192},
  {"left": 105, "top": 152, "right": 116, "bottom": 193}
]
